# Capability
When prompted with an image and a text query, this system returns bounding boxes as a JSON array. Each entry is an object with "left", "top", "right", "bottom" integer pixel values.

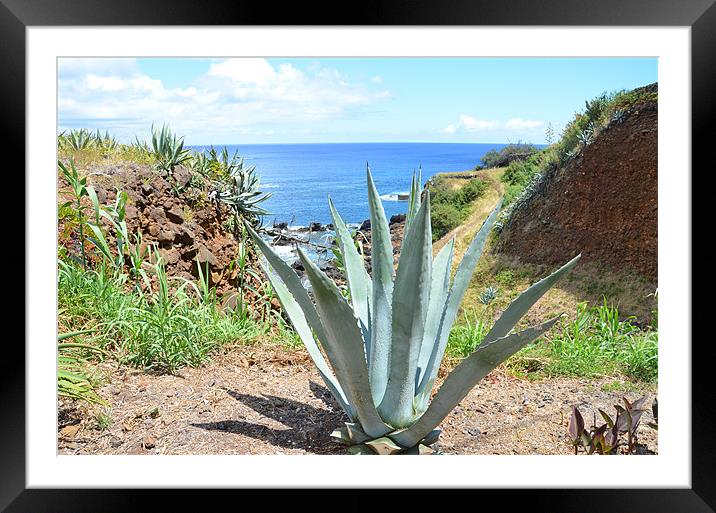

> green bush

[
  {"left": 429, "top": 176, "right": 488, "bottom": 241},
  {"left": 431, "top": 202, "right": 463, "bottom": 240},
  {"left": 480, "top": 142, "right": 538, "bottom": 169}
]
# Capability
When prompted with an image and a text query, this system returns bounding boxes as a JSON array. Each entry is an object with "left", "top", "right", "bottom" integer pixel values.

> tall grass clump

[
  {"left": 508, "top": 300, "right": 658, "bottom": 382},
  {"left": 446, "top": 311, "right": 489, "bottom": 359},
  {"left": 58, "top": 253, "right": 265, "bottom": 374}
]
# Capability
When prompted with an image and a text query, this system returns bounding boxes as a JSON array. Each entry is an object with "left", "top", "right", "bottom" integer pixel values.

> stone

[
  {"left": 161, "top": 248, "right": 181, "bottom": 265},
  {"left": 60, "top": 424, "right": 81, "bottom": 438},
  {"left": 178, "top": 226, "right": 196, "bottom": 245},
  {"left": 158, "top": 228, "right": 177, "bottom": 244},
  {"left": 173, "top": 165, "right": 193, "bottom": 188},
  {"left": 95, "top": 187, "right": 108, "bottom": 204},
  {"left": 166, "top": 205, "right": 184, "bottom": 224},
  {"left": 195, "top": 245, "right": 218, "bottom": 267},
  {"left": 142, "top": 436, "right": 156, "bottom": 450},
  {"left": 149, "top": 207, "right": 167, "bottom": 225},
  {"left": 389, "top": 213, "right": 406, "bottom": 225},
  {"left": 125, "top": 204, "right": 138, "bottom": 221}
]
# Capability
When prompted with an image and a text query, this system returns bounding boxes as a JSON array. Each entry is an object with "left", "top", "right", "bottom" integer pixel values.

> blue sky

[{"left": 58, "top": 57, "right": 657, "bottom": 145}]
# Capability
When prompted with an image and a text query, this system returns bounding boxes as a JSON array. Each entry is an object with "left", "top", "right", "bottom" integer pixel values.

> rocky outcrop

[
  {"left": 356, "top": 213, "right": 406, "bottom": 273},
  {"left": 60, "top": 163, "right": 243, "bottom": 294}
]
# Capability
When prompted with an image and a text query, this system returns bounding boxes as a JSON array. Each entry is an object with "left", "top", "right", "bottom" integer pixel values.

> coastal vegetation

[
  {"left": 428, "top": 175, "right": 488, "bottom": 241},
  {"left": 430, "top": 84, "right": 659, "bottom": 388},
  {"left": 57, "top": 82, "right": 658, "bottom": 455}
]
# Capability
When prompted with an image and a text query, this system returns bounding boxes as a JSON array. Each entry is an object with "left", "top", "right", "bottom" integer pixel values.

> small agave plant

[{"left": 248, "top": 167, "right": 580, "bottom": 454}]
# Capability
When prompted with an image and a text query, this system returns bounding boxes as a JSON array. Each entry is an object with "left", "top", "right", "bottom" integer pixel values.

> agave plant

[
  {"left": 151, "top": 123, "right": 192, "bottom": 176},
  {"left": 59, "top": 128, "right": 93, "bottom": 151},
  {"left": 478, "top": 286, "right": 499, "bottom": 305},
  {"left": 214, "top": 154, "right": 272, "bottom": 223},
  {"left": 248, "top": 167, "right": 580, "bottom": 454}
]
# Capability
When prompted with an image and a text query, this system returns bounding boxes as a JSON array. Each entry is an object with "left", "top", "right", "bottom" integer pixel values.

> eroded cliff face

[{"left": 498, "top": 100, "right": 657, "bottom": 283}]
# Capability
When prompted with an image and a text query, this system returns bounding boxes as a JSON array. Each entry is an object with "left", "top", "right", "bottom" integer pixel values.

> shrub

[
  {"left": 481, "top": 142, "right": 538, "bottom": 169},
  {"left": 428, "top": 176, "right": 488, "bottom": 241},
  {"left": 430, "top": 202, "right": 462, "bottom": 240}
]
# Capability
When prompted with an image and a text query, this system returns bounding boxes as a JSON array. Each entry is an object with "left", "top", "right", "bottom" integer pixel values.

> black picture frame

[{"left": 3, "top": 1, "right": 714, "bottom": 511}]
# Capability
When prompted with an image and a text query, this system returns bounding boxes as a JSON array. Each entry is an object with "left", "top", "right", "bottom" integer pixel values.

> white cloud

[
  {"left": 59, "top": 58, "right": 391, "bottom": 142},
  {"left": 443, "top": 114, "right": 544, "bottom": 135},
  {"left": 505, "top": 118, "right": 543, "bottom": 129},
  {"left": 443, "top": 114, "right": 498, "bottom": 133},
  {"left": 207, "top": 58, "right": 278, "bottom": 85}
]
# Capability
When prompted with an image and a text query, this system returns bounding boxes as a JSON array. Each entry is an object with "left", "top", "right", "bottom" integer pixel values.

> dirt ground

[{"left": 58, "top": 344, "right": 657, "bottom": 456}]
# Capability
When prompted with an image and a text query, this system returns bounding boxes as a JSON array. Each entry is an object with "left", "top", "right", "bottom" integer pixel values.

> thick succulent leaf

[
  {"left": 246, "top": 224, "right": 329, "bottom": 346},
  {"left": 415, "top": 239, "right": 454, "bottom": 394},
  {"left": 405, "top": 169, "right": 422, "bottom": 233},
  {"left": 328, "top": 198, "right": 372, "bottom": 347},
  {"left": 365, "top": 437, "right": 403, "bottom": 455},
  {"left": 378, "top": 193, "right": 432, "bottom": 427},
  {"left": 391, "top": 316, "right": 560, "bottom": 449},
  {"left": 297, "top": 248, "right": 391, "bottom": 438},
  {"left": 346, "top": 445, "right": 375, "bottom": 455},
  {"left": 249, "top": 224, "right": 364, "bottom": 421},
  {"left": 366, "top": 166, "right": 394, "bottom": 405},
  {"left": 260, "top": 261, "right": 354, "bottom": 419},
  {"left": 420, "top": 429, "right": 442, "bottom": 446},
  {"left": 401, "top": 444, "right": 435, "bottom": 455},
  {"left": 331, "top": 422, "right": 371, "bottom": 445},
  {"left": 415, "top": 200, "right": 502, "bottom": 404},
  {"left": 482, "top": 254, "right": 581, "bottom": 345}
]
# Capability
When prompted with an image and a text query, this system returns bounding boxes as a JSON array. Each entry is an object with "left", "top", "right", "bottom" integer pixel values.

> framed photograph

[{"left": 4, "top": 0, "right": 714, "bottom": 510}]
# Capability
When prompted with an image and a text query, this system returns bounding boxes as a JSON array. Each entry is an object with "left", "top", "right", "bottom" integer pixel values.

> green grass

[
  {"left": 95, "top": 409, "right": 113, "bottom": 431},
  {"left": 446, "top": 311, "right": 489, "bottom": 358},
  {"left": 58, "top": 258, "right": 268, "bottom": 374},
  {"left": 446, "top": 301, "right": 658, "bottom": 383},
  {"left": 507, "top": 301, "right": 658, "bottom": 382}
]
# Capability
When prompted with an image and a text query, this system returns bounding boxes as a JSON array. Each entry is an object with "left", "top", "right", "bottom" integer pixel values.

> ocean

[{"left": 189, "top": 142, "right": 512, "bottom": 226}]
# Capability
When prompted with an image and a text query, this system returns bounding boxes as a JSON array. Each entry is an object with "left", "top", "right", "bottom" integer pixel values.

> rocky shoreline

[{"left": 263, "top": 213, "right": 407, "bottom": 288}]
